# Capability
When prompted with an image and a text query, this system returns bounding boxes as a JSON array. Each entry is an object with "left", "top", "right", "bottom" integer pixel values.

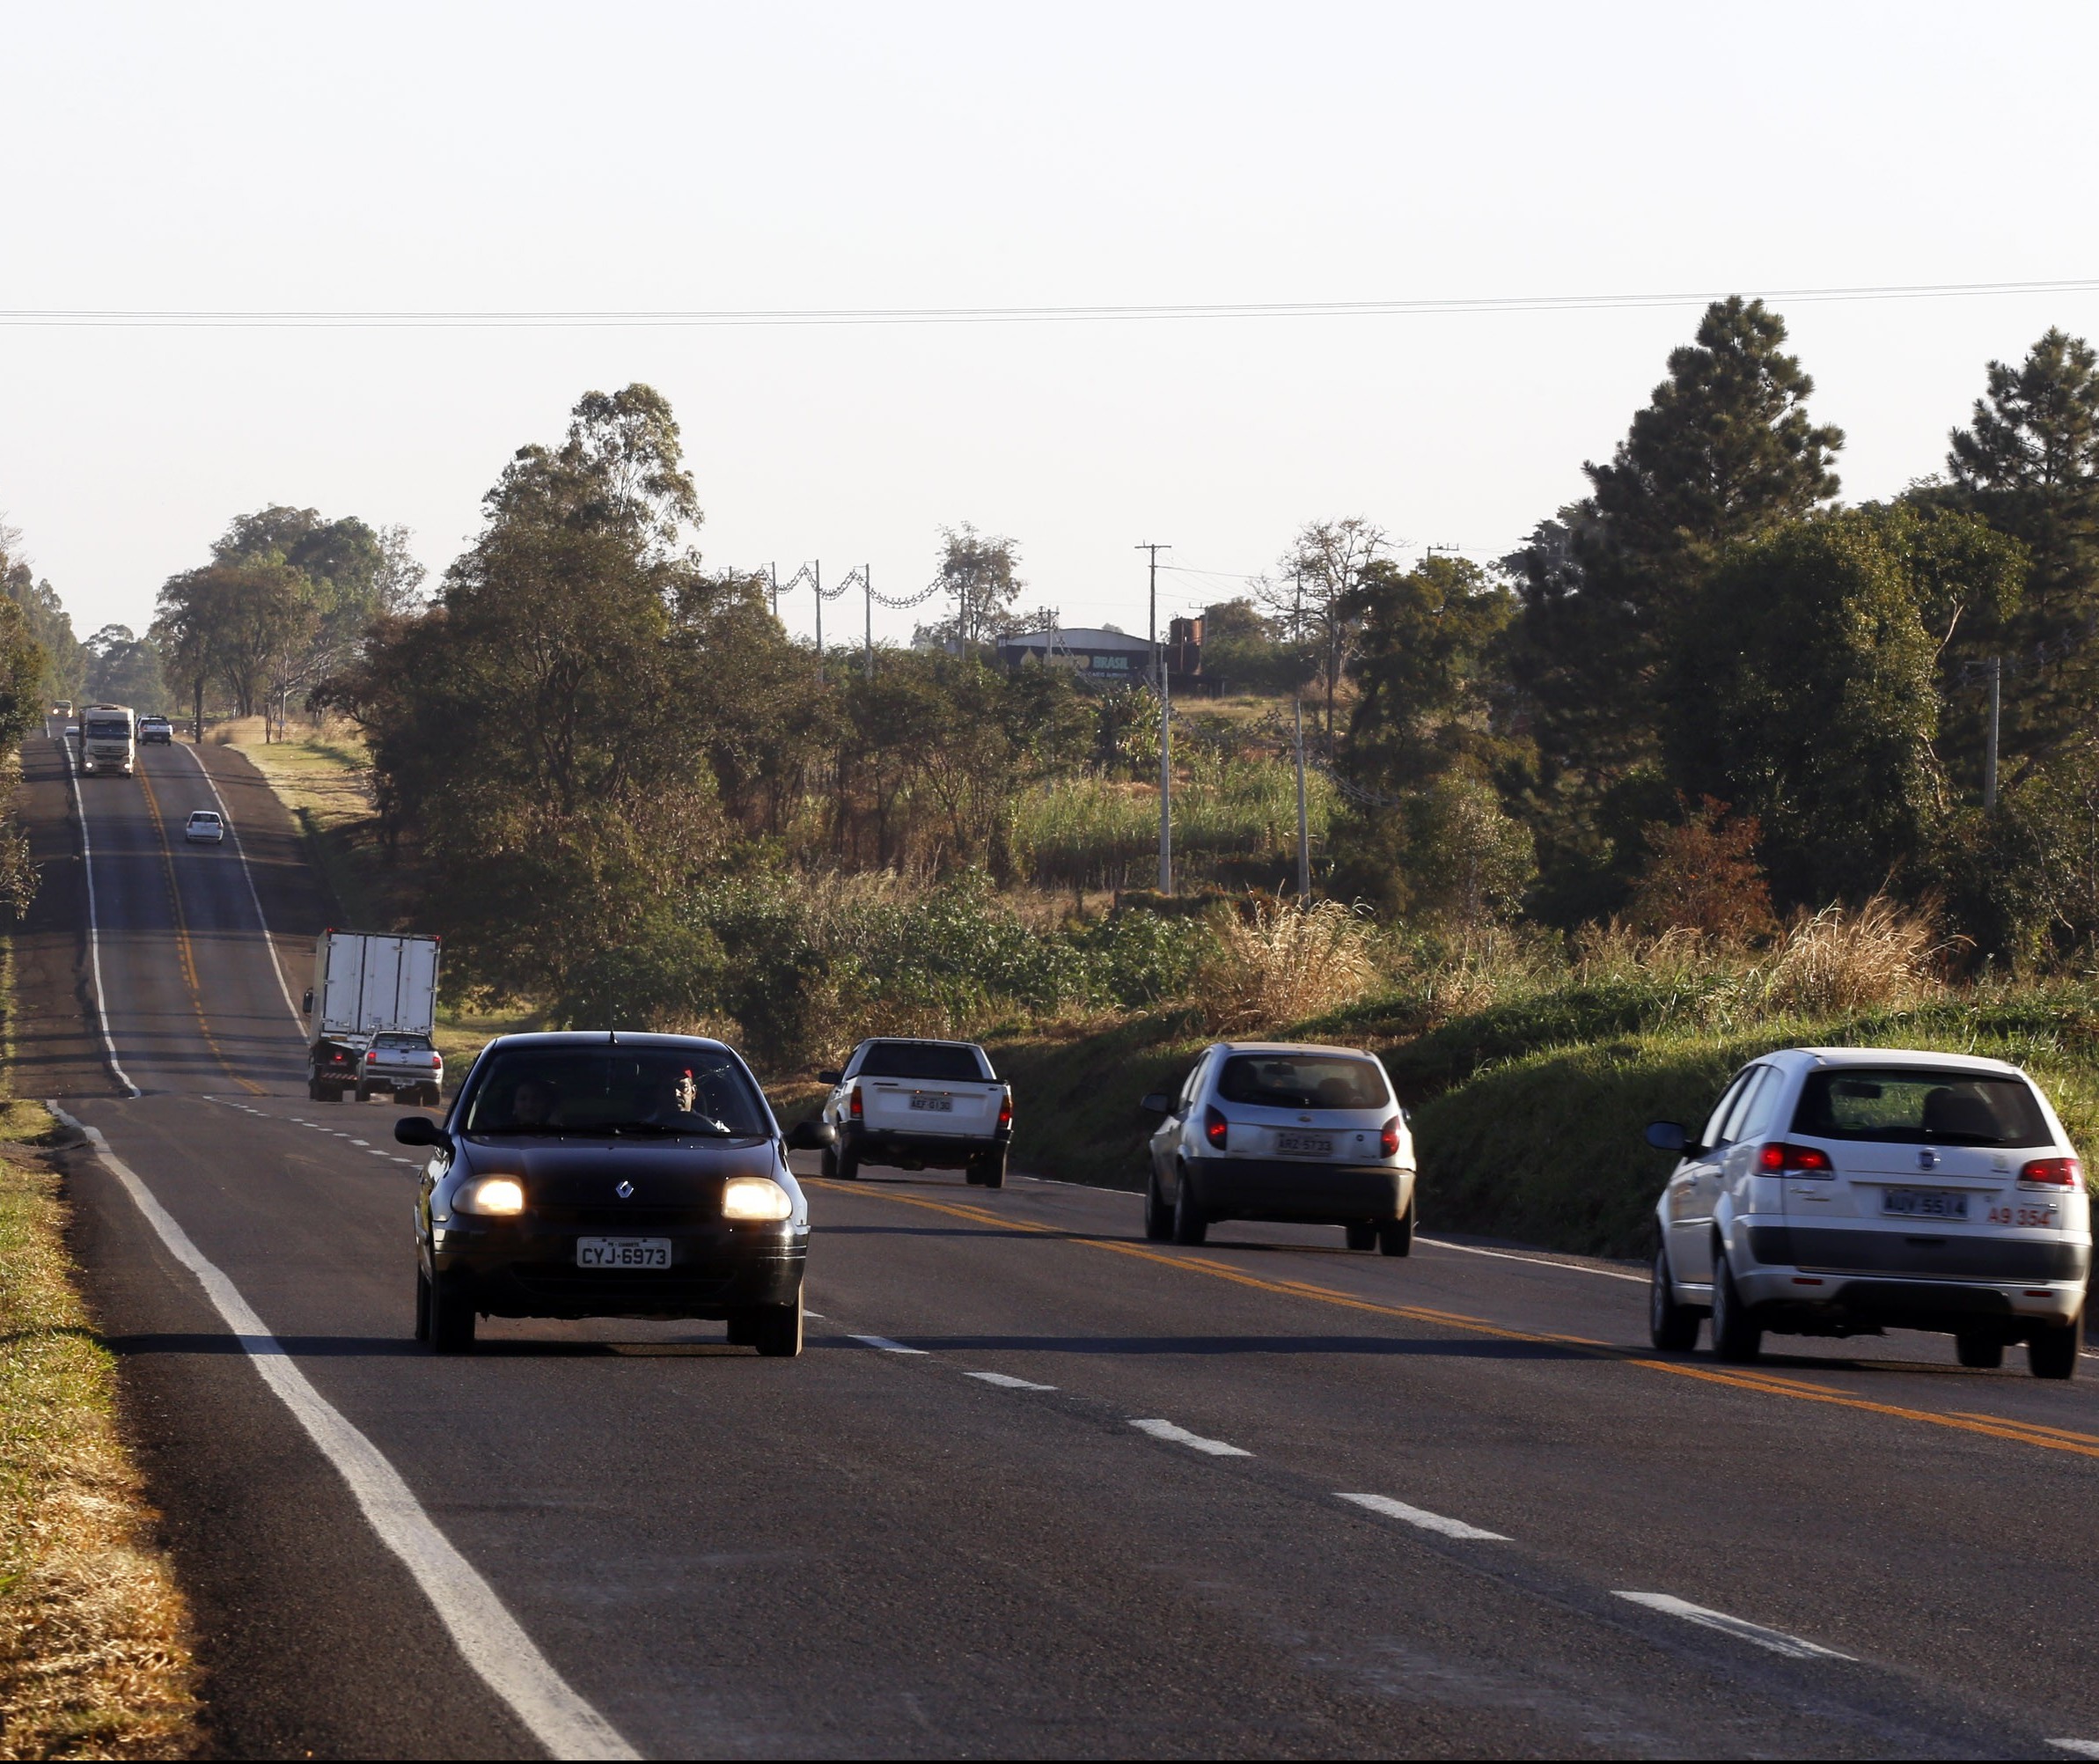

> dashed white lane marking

[
  {"left": 366, "top": 1150, "right": 391, "bottom": 1158},
  {"left": 1336, "top": 1492, "right": 1510, "bottom": 1540},
  {"left": 849, "top": 1334, "right": 928, "bottom": 1355},
  {"left": 2048, "top": 1741, "right": 2099, "bottom": 1758},
  {"left": 966, "top": 1371, "right": 1058, "bottom": 1392},
  {"left": 1128, "top": 1418, "right": 1251, "bottom": 1457},
  {"left": 1420, "top": 1236, "right": 1647, "bottom": 1284},
  {"left": 50, "top": 1107, "right": 637, "bottom": 1760},
  {"left": 1612, "top": 1591, "right": 1854, "bottom": 1661},
  {"left": 349, "top": 1138, "right": 371, "bottom": 1146}
]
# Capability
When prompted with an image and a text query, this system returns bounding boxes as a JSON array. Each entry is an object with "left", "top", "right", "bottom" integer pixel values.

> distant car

[
  {"left": 817, "top": 1039, "right": 1012, "bottom": 1186},
  {"left": 1647, "top": 1047, "right": 2092, "bottom": 1378},
  {"left": 399, "top": 1031, "right": 830, "bottom": 1355},
  {"left": 138, "top": 716, "right": 173, "bottom": 744},
  {"left": 358, "top": 1031, "right": 444, "bottom": 1106},
  {"left": 51, "top": 701, "right": 71, "bottom": 717},
  {"left": 183, "top": 810, "right": 224, "bottom": 843},
  {"left": 1142, "top": 1041, "right": 1416, "bottom": 1253}
]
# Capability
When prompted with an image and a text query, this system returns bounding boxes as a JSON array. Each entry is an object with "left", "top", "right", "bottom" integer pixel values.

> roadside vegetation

[
  {"left": 27, "top": 306, "right": 2099, "bottom": 1261},
  {"left": 0, "top": 1140, "right": 198, "bottom": 1759}
]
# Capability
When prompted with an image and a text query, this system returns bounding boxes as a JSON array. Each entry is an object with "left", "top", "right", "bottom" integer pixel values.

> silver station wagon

[{"left": 1648, "top": 1047, "right": 2091, "bottom": 1378}]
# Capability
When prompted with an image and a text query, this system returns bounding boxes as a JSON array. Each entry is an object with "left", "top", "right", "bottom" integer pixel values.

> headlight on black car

[
  {"left": 723, "top": 1177, "right": 792, "bottom": 1221},
  {"left": 454, "top": 1176, "right": 526, "bottom": 1216}
]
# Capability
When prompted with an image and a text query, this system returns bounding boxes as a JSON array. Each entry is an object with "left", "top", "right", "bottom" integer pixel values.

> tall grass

[
  {"left": 1013, "top": 756, "right": 1336, "bottom": 890},
  {"left": 1200, "top": 899, "right": 1376, "bottom": 1033}
]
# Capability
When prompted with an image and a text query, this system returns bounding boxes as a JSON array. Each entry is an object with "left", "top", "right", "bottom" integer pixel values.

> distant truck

[
  {"left": 302, "top": 931, "right": 444, "bottom": 1104},
  {"left": 77, "top": 703, "right": 136, "bottom": 776}
]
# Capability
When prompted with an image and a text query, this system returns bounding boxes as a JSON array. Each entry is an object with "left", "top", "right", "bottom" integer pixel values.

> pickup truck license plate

[
  {"left": 1881, "top": 1188, "right": 1969, "bottom": 1220},
  {"left": 1275, "top": 1132, "right": 1333, "bottom": 1157},
  {"left": 908, "top": 1094, "right": 953, "bottom": 1112},
  {"left": 576, "top": 1238, "right": 671, "bottom": 1269}
]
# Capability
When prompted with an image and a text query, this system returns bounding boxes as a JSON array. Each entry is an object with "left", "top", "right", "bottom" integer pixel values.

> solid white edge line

[
  {"left": 51, "top": 1106, "right": 638, "bottom": 1760},
  {"left": 1611, "top": 1591, "right": 1854, "bottom": 1661},
  {"left": 176, "top": 741, "right": 305, "bottom": 1027},
  {"left": 1418, "top": 1235, "right": 1648, "bottom": 1284},
  {"left": 1334, "top": 1492, "right": 1510, "bottom": 1540},
  {"left": 2048, "top": 1741, "right": 2099, "bottom": 1758},
  {"left": 848, "top": 1334, "right": 928, "bottom": 1355},
  {"left": 1127, "top": 1418, "right": 1251, "bottom": 1457},
  {"left": 59, "top": 729, "right": 140, "bottom": 1098},
  {"left": 965, "top": 1371, "right": 1059, "bottom": 1392}
]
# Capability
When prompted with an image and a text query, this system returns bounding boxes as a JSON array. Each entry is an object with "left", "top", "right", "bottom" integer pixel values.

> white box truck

[
  {"left": 303, "top": 931, "right": 443, "bottom": 1104},
  {"left": 77, "top": 703, "right": 136, "bottom": 776}
]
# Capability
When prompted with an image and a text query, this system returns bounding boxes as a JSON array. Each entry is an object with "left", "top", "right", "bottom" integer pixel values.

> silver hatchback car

[
  {"left": 1142, "top": 1041, "right": 1416, "bottom": 1253},
  {"left": 1648, "top": 1047, "right": 2091, "bottom": 1378}
]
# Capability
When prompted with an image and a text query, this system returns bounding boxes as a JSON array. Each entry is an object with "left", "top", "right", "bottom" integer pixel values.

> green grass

[
  {"left": 966, "top": 981, "right": 2099, "bottom": 1258},
  {"left": 227, "top": 729, "right": 401, "bottom": 930}
]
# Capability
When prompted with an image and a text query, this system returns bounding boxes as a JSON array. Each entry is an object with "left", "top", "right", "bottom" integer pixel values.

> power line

[{"left": 4, "top": 277, "right": 2098, "bottom": 328}]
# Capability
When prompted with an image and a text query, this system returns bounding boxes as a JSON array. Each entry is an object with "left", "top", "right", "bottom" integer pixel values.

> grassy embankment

[
  {"left": 981, "top": 979, "right": 2099, "bottom": 1261},
  {"left": 0, "top": 950, "right": 196, "bottom": 1753}
]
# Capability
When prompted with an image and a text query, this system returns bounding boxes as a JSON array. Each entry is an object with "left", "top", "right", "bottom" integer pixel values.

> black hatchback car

[{"left": 397, "top": 1032, "right": 834, "bottom": 1356}]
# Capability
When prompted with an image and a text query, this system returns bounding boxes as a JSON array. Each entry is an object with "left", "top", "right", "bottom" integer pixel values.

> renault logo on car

[{"left": 616, "top": 1180, "right": 635, "bottom": 1198}]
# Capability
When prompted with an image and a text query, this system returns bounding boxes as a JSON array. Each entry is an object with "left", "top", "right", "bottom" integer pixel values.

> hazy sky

[{"left": 4, "top": 1, "right": 2097, "bottom": 647}]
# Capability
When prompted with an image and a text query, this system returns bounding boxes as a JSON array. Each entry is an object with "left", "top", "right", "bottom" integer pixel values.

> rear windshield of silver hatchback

[
  {"left": 1217, "top": 1055, "right": 1389, "bottom": 1111},
  {"left": 1792, "top": 1069, "right": 2051, "bottom": 1148}
]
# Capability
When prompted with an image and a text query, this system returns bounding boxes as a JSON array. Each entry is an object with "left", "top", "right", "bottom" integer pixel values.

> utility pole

[
  {"left": 864, "top": 565, "right": 875, "bottom": 680},
  {"left": 813, "top": 560, "right": 823, "bottom": 684},
  {"left": 1135, "top": 542, "right": 1172, "bottom": 893},
  {"left": 1294, "top": 694, "right": 1311, "bottom": 900},
  {"left": 769, "top": 562, "right": 778, "bottom": 621},
  {"left": 1985, "top": 655, "right": 2002, "bottom": 812}
]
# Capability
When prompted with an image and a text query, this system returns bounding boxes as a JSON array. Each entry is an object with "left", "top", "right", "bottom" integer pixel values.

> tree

[
  {"left": 0, "top": 521, "right": 85, "bottom": 703},
  {"left": 1259, "top": 518, "right": 1389, "bottom": 757},
  {"left": 83, "top": 625, "right": 170, "bottom": 710},
  {"left": 320, "top": 384, "right": 738, "bottom": 1015},
  {"left": 1342, "top": 555, "right": 1521, "bottom": 793},
  {"left": 1943, "top": 327, "right": 2099, "bottom": 770},
  {"left": 915, "top": 525, "right": 1025, "bottom": 651},
  {"left": 1506, "top": 298, "right": 1845, "bottom": 921},
  {"left": 1663, "top": 503, "right": 2023, "bottom": 907}
]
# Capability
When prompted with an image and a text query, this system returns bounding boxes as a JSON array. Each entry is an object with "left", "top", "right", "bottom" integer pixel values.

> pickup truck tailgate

[{"left": 861, "top": 1080, "right": 1002, "bottom": 1136}]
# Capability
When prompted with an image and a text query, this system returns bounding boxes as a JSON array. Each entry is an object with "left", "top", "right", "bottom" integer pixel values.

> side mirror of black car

[
  {"left": 1645, "top": 1120, "right": 1689, "bottom": 1154},
  {"left": 302, "top": 989, "right": 314, "bottom": 1014},
  {"left": 785, "top": 1118, "right": 837, "bottom": 1150},
  {"left": 395, "top": 1116, "right": 445, "bottom": 1147},
  {"left": 1141, "top": 1091, "right": 1173, "bottom": 1114},
  {"left": 816, "top": 1069, "right": 843, "bottom": 1086}
]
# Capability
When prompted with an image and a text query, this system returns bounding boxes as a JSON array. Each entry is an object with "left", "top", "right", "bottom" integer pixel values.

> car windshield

[
  {"left": 189, "top": 813, "right": 218, "bottom": 824},
  {"left": 1793, "top": 1068, "right": 2052, "bottom": 1147},
  {"left": 85, "top": 719, "right": 129, "bottom": 739},
  {"left": 462, "top": 1046, "right": 770, "bottom": 1138},
  {"left": 856, "top": 1042, "right": 987, "bottom": 1081},
  {"left": 1216, "top": 1054, "right": 1389, "bottom": 1111},
  {"left": 374, "top": 1033, "right": 431, "bottom": 1050}
]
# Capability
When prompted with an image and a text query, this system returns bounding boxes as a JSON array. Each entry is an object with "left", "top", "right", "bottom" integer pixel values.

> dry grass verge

[
  {"left": 0, "top": 1147, "right": 196, "bottom": 1759},
  {"left": 1199, "top": 899, "right": 1375, "bottom": 1033}
]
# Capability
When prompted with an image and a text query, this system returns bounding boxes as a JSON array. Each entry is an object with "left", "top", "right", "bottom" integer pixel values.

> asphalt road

[{"left": 27, "top": 720, "right": 2099, "bottom": 1759}]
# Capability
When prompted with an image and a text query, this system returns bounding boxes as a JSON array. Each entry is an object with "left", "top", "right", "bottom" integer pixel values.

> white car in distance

[
  {"left": 1648, "top": 1047, "right": 2091, "bottom": 1378},
  {"left": 183, "top": 810, "right": 225, "bottom": 844}
]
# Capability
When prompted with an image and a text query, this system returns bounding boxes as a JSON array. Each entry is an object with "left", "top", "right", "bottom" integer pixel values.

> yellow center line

[
  {"left": 1946, "top": 1412, "right": 2099, "bottom": 1447},
  {"left": 808, "top": 1177, "right": 2099, "bottom": 1466},
  {"left": 136, "top": 763, "right": 262, "bottom": 1095}
]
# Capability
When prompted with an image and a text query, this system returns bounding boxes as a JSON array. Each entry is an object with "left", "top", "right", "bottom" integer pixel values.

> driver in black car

[{"left": 639, "top": 1066, "right": 730, "bottom": 1133}]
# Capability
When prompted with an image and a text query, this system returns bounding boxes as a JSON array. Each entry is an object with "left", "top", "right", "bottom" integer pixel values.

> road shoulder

[{"left": 0, "top": 1113, "right": 198, "bottom": 1757}]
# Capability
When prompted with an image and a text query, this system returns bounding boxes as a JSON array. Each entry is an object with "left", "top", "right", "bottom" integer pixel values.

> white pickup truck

[{"left": 817, "top": 1039, "right": 1013, "bottom": 1187}]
